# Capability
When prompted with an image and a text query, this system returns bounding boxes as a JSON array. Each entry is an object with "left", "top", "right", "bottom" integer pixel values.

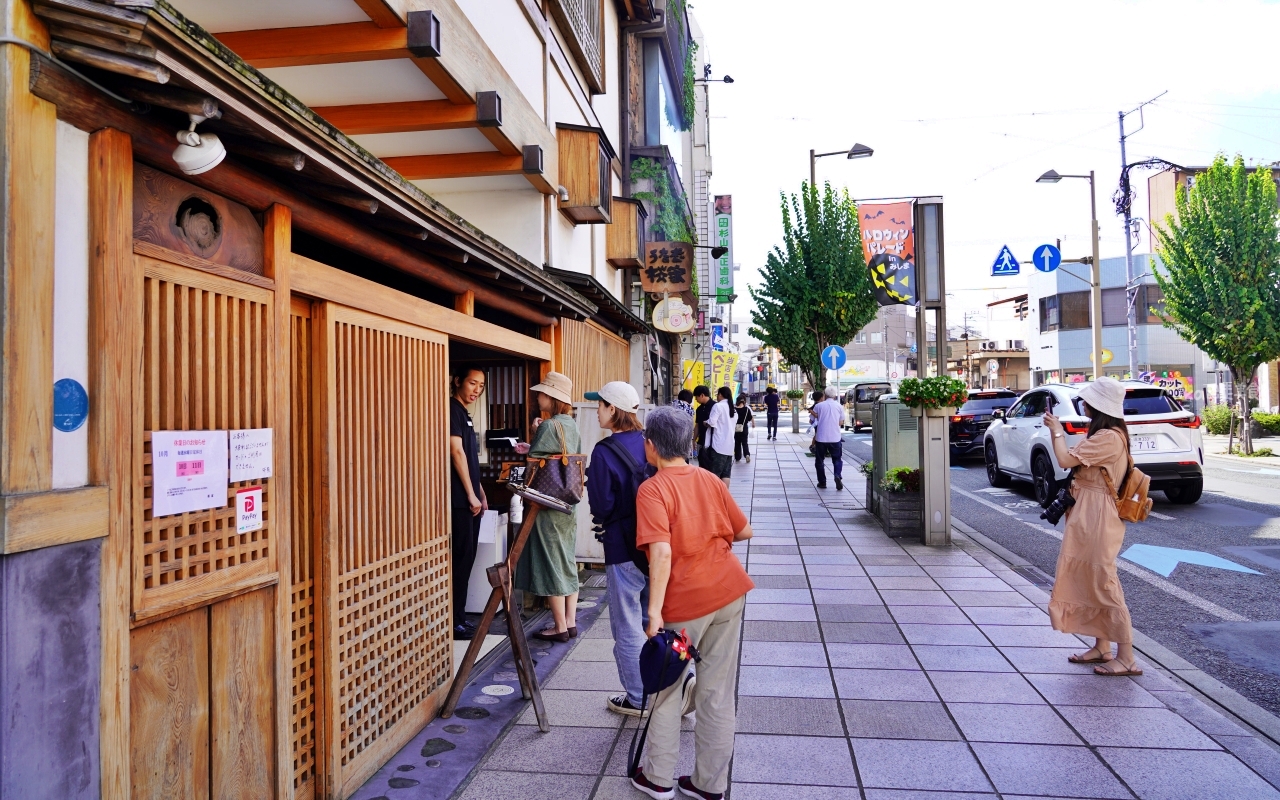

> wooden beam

[
  {"left": 352, "top": 0, "right": 407, "bottom": 28},
  {"left": 0, "top": 486, "right": 108, "bottom": 554},
  {"left": 454, "top": 289, "right": 474, "bottom": 316},
  {"left": 89, "top": 125, "right": 136, "bottom": 800},
  {"left": 2, "top": 45, "right": 55, "bottom": 494},
  {"left": 215, "top": 22, "right": 414, "bottom": 69},
  {"left": 312, "top": 97, "right": 502, "bottom": 137},
  {"left": 291, "top": 254, "right": 551, "bottom": 361}
]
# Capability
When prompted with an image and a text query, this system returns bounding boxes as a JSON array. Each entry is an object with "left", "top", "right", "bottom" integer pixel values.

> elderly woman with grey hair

[{"left": 629, "top": 406, "right": 754, "bottom": 800}]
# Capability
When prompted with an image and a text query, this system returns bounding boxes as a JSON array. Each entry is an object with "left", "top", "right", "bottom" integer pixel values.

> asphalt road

[{"left": 843, "top": 429, "right": 1280, "bottom": 718}]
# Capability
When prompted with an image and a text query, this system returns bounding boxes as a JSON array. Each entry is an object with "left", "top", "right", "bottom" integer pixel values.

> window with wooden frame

[
  {"left": 558, "top": 124, "right": 614, "bottom": 224},
  {"left": 606, "top": 197, "right": 646, "bottom": 266},
  {"left": 547, "top": 0, "right": 606, "bottom": 94}
]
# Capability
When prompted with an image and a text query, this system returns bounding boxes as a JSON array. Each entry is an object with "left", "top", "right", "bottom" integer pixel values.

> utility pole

[
  {"left": 882, "top": 309, "right": 889, "bottom": 379},
  {"left": 1118, "top": 93, "right": 1165, "bottom": 379}
]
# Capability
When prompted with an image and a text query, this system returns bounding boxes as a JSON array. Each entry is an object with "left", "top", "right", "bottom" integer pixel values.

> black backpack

[{"left": 594, "top": 434, "right": 651, "bottom": 574}]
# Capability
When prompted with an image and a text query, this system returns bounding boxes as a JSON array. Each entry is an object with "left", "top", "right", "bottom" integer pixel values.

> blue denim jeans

[
  {"left": 606, "top": 561, "right": 650, "bottom": 707},
  {"left": 815, "top": 440, "right": 843, "bottom": 485}
]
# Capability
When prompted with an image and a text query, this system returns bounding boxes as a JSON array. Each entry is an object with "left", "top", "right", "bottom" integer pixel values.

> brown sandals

[
  {"left": 1067, "top": 648, "right": 1112, "bottom": 664},
  {"left": 1094, "top": 660, "right": 1143, "bottom": 677}
]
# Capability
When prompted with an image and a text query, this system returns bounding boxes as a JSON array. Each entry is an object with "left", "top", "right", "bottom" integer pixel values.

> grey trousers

[{"left": 642, "top": 594, "right": 745, "bottom": 793}]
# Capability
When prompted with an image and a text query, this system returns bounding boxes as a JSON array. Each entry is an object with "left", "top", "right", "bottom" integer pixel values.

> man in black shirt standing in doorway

[{"left": 450, "top": 364, "right": 488, "bottom": 640}]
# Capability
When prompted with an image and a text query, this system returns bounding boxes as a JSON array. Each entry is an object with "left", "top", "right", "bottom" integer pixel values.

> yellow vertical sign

[{"left": 682, "top": 360, "right": 704, "bottom": 392}]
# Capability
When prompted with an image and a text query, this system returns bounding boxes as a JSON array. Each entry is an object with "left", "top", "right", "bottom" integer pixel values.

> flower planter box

[
  {"left": 879, "top": 491, "right": 922, "bottom": 537},
  {"left": 910, "top": 407, "right": 958, "bottom": 418}
]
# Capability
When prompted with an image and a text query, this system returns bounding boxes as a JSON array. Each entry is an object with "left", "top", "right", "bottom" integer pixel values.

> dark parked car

[{"left": 950, "top": 390, "right": 1020, "bottom": 457}]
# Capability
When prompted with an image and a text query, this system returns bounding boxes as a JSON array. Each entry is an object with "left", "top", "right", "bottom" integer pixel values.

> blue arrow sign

[
  {"left": 821, "top": 345, "right": 847, "bottom": 371},
  {"left": 1120, "top": 544, "right": 1264, "bottom": 578},
  {"left": 1034, "top": 243, "right": 1062, "bottom": 273},
  {"left": 909, "top": 344, "right": 917, "bottom": 354},
  {"left": 991, "top": 245, "right": 1020, "bottom": 276}
]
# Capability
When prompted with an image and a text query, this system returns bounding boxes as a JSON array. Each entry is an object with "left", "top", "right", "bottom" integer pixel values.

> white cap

[{"left": 584, "top": 381, "right": 640, "bottom": 413}]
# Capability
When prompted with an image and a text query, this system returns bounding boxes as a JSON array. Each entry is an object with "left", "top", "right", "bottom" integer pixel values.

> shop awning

[{"left": 546, "top": 267, "right": 649, "bottom": 337}]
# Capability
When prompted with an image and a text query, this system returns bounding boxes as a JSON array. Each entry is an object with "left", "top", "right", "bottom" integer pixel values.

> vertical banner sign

[
  {"left": 711, "top": 351, "right": 740, "bottom": 390},
  {"left": 682, "top": 360, "right": 705, "bottom": 392},
  {"left": 714, "top": 195, "right": 733, "bottom": 303},
  {"left": 151, "top": 430, "right": 229, "bottom": 517},
  {"left": 710, "top": 324, "right": 726, "bottom": 351},
  {"left": 857, "top": 200, "right": 917, "bottom": 306}
]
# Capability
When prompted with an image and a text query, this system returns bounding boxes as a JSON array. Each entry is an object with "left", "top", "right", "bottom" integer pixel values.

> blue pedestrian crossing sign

[
  {"left": 1033, "top": 243, "right": 1062, "bottom": 273},
  {"left": 991, "top": 245, "right": 1020, "bottom": 276},
  {"left": 821, "top": 345, "right": 847, "bottom": 371}
]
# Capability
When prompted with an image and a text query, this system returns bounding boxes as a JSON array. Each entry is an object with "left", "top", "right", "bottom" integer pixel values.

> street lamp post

[
  {"left": 809, "top": 143, "right": 874, "bottom": 190},
  {"left": 1037, "top": 169, "right": 1103, "bottom": 380}
]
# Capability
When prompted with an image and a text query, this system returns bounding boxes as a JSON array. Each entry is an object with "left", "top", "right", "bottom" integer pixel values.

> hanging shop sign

[
  {"left": 857, "top": 200, "right": 917, "bottom": 306},
  {"left": 652, "top": 295, "right": 695, "bottom": 333},
  {"left": 714, "top": 195, "right": 734, "bottom": 303},
  {"left": 640, "top": 241, "right": 693, "bottom": 293},
  {"left": 711, "top": 351, "right": 739, "bottom": 390},
  {"left": 229, "top": 427, "right": 273, "bottom": 482},
  {"left": 151, "top": 430, "right": 229, "bottom": 517}
]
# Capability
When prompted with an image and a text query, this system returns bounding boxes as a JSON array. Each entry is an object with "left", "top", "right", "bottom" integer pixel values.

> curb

[{"left": 950, "top": 522, "right": 1280, "bottom": 750}]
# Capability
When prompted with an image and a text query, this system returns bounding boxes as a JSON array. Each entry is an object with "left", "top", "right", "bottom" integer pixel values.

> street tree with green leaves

[
  {"left": 1153, "top": 154, "right": 1280, "bottom": 454},
  {"left": 749, "top": 182, "right": 879, "bottom": 390}
]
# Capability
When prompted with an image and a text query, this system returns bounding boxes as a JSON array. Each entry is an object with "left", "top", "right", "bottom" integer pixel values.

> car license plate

[{"left": 1132, "top": 435, "right": 1159, "bottom": 451}]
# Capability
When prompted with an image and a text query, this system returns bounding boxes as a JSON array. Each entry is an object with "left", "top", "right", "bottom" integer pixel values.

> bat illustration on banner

[
  {"left": 863, "top": 210, "right": 885, "bottom": 219},
  {"left": 890, "top": 217, "right": 907, "bottom": 225}
]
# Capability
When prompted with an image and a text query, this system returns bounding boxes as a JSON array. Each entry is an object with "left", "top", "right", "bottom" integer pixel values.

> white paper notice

[
  {"left": 230, "top": 428, "right": 273, "bottom": 482},
  {"left": 478, "top": 509, "right": 499, "bottom": 544},
  {"left": 236, "top": 487, "right": 264, "bottom": 534},
  {"left": 152, "top": 430, "right": 228, "bottom": 517}
]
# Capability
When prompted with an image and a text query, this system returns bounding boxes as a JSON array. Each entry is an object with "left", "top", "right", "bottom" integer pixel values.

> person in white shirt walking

[
  {"left": 701, "top": 386, "right": 736, "bottom": 487},
  {"left": 811, "top": 385, "right": 845, "bottom": 491}
]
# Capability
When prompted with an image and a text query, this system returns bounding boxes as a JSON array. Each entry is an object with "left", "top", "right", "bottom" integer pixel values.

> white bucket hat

[
  {"left": 530, "top": 371, "right": 574, "bottom": 404},
  {"left": 1077, "top": 376, "right": 1126, "bottom": 419},
  {"left": 584, "top": 380, "right": 640, "bottom": 413}
]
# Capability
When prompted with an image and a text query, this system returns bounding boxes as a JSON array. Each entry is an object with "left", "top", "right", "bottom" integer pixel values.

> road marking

[
  {"left": 1120, "top": 544, "right": 1264, "bottom": 578},
  {"left": 1222, "top": 467, "right": 1280, "bottom": 476},
  {"left": 953, "top": 486, "right": 1250, "bottom": 622},
  {"left": 1149, "top": 511, "right": 1176, "bottom": 521}
]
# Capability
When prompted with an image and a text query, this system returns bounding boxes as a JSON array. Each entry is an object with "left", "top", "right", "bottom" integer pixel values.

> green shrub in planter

[
  {"left": 898, "top": 376, "right": 968, "bottom": 410},
  {"left": 880, "top": 466, "right": 921, "bottom": 493},
  {"left": 1203, "top": 404, "right": 1233, "bottom": 435},
  {"left": 785, "top": 389, "right": 805, "bottom": 400},
  {"left": 860, "top": 461, "right": 874, "bottom": 477},
  {"left": 1253, "top": 412, "right": 1280, "bottom": 436}
]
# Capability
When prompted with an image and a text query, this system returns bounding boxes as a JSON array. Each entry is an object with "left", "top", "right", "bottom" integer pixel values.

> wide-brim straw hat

[
  {"left": 530, "top": 371, "right": 573, "bottom": 405},
  {"left": 1077, "top": 376, "right": 1126, "bottom": 419}
]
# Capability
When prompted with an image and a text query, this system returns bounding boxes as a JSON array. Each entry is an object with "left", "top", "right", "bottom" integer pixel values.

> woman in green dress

[{"left": 516, "top": 371, "right": 582, "bottom": 642}]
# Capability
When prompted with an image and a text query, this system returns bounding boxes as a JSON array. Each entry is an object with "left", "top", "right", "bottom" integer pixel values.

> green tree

[
  {"left": 1153, "top": 154, "right": 1280, "bottom": 454},
  {"left": 749, "top": 182, "right": 879, "bottom": 390}
]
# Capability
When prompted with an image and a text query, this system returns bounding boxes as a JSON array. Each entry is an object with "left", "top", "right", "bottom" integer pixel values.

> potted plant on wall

[
  {"left": 879, "top": 466, "right": 922, "bottom": 537},
  {"left": 898, "top": 376, "right": 968, "bottom": 418}
]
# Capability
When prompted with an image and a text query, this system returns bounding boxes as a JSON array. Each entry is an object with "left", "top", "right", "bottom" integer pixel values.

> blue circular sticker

[{"left": 53, "top": 378, "right": 89, "bottom": 432}]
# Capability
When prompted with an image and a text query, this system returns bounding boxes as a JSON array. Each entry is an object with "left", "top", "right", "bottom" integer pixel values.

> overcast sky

[{"left": 691, "top": 0, "right": 1280, "bottom": 340}]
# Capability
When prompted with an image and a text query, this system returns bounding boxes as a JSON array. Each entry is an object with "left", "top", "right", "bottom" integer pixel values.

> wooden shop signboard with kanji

[{"left": 639, "top": 241, "right": 693, "bottom": 293}]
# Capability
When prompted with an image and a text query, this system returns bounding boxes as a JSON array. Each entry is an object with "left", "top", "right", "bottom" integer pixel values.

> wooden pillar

[
  {"left": 454, "top": 289, "right": 474, "bottom": 316},
  {"left": 539, "top": 324, "right": 560, "bottom": 380},
  {"left": 263, "top": 204, "right": 293, "bottom": 799},
  {"left": 88, "top": 127, "right": 136, "bottom": 800}
]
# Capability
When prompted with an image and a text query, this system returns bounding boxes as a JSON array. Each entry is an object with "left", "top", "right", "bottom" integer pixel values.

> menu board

[
  {"left": 230, "top": 428, "right": 273, "bottom": 482},
  {"left": 152, "top": 430, "right": 229, "bottom": 517}
]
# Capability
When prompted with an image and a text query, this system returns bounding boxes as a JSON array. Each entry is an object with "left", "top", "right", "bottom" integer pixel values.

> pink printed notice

[{"left": 176, "top": 460, "right": 205, "bottom": 477}]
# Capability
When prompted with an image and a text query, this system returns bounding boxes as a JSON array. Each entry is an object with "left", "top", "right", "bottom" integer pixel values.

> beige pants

[{"left": 642, "top": 594, "right": 745, "bottom": 793}]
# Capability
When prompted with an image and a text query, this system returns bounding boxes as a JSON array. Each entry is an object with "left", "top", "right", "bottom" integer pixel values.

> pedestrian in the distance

[
  {"left": 692, "top": 385, "right": 712, "bottom": 467},
  {"left": 449, "top": 364, "right": 488, "bottom": 640},
  {"left": 1043, "top": 377, "right": 1143, "bottom": 676},
  {"left": 671, "top": 388, "right": 695, "bottom": 419},
  {"left": 629, "top": 406, "right": 754, "bottom": 800},
  {"left": 811, "top": 385, "right": 845, "bottom": 490},
  {"left": 763, "top": 385, "right": 780, "bottom": 440},
  {"left": 515, "top": 372, "right": 582, "bottom": 643},
  {"left": 583, "top": 381, "right": 652, "bottom": 716},
  {"left": 733, "top": 395, "right": 753, "bottom": 463},
  {"left": 702, "top": 386, "right": 736, "bottom": 487}
]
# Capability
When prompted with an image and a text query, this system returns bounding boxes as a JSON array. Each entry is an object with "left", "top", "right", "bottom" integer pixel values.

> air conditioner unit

[
  {"left": 981, "top": 341, "right": 996, "bottom": 351},
  {"left": 1005, "top": 340, "right": 1016, "bottom": 350},
  {"left": 1012, "top": 339, "right": 1025, "bottom": 350}
]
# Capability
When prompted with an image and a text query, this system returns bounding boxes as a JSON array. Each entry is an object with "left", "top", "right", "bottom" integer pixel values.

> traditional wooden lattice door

[{"left": 312, "top": 302, "right": 453, "bottom": 798}]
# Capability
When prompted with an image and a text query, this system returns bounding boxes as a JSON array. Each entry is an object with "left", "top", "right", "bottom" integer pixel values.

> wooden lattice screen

[
  {"left": 317, "top": 303, "right": 452, "bottom": 796},
  {"left": 559, "top": 318, "right": 630, "bottom": 402},
  {"left": 289, "top": 298, "right": 318, "bottom": 798},
  {"left": 135, "top": 255, "right": 277, "bottom": 621}
]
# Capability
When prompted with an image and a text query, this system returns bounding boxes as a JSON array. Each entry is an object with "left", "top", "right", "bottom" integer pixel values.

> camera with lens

[
  {"left": 593, "top": 523, "right": 606, "bottom": 544},
  {"left": 1040, "top": 486, "right": 1076, "bottom": 525}
]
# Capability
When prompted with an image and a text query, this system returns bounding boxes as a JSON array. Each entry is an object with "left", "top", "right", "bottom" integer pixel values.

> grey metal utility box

[{"left": 870, "top": 394, "right": 920, "bottom": 515}]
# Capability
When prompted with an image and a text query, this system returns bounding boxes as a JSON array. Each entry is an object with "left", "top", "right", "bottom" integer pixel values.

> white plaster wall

[
  {"left": 548, "top": 67, "right": 586, "bottom": 128},
  {"left": 52, "top": 121, "right": 90, "bottom": 490},
  {"left": 591, "top": 0, "right": 621, "bottom": 155},
  {"left": 455, "top": 0, "right": 545, "bottom": 120},
  {"left": 425, "top": 185, "right": 546, "bottom": 266}
]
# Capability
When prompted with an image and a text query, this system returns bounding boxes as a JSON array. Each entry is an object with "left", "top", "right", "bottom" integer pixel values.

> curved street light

[{"left": 809, "top": 143, "right": 874, "bottom": 188}]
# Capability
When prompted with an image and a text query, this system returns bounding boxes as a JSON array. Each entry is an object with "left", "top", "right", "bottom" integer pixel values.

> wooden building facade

[{"left": 0, "top": 0, "right": 680, "bottom": 797}]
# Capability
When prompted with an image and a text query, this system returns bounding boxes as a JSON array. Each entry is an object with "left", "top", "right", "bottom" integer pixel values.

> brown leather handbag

[
  {"left": 525, "top": 419, "right": 586, "bottom": 505},
  {"left": 1101, "top": 457, "right": 1153, "bottom": 523}
]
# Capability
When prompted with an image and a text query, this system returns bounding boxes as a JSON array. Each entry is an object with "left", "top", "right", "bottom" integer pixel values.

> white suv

[{"left": 983, "top": 381, "right": 1205, "bottom": 506}]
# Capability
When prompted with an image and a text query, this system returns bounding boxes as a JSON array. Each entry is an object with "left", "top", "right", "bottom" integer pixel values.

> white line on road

[
  {"left": 1149, "top": 510, "right": 1176, "bottom": 521},
  {"left": 953, "top": 486, "right": 1249, "bottom": 623}
]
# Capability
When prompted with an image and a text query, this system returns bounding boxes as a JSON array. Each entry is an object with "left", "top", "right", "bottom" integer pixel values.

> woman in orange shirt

[{"left": 630, "top": 406, "right": 754, "bottom": 800}]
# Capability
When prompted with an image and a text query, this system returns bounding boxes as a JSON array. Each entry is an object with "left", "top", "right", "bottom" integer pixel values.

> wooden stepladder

[{"left": 441, "top": 489, "right": 567, "bottom": 732}]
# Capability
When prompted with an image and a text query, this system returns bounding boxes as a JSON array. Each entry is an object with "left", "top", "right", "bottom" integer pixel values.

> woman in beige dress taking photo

[{"left": 1042, "top": 377, "right": 1142, "bottom": 677}]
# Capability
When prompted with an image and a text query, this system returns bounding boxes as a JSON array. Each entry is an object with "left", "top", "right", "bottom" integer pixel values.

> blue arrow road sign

[
  {"left": 991, "top": 245, "right": 1020, "bottom": 276},
  {"left": 821, "top": 345, "right": 847, "bottom": 371},
  {"left": 1034, "top": 243, "right": 1062, "bottom": 273},
  {"left": 1120, "top": 544, "right": 1264, "bottom": 578}
]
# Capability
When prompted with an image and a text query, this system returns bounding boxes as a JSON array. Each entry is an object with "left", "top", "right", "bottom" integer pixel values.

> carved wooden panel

[
  {"left": 133, "top": 163, "right": 264, "bottom": 274},
  {"left": 134, "top": 254, "right": 277, "bottom": 623}
]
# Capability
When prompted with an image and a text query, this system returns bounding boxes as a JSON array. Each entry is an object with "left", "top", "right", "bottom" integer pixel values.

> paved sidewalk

[{"left": 450, "top": 431, "right": 1280, "bottom": 799}]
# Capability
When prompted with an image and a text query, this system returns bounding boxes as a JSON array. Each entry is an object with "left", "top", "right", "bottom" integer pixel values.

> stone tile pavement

[{"left": 369, "top": 431, "right": 1280, "bottom": 799}]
